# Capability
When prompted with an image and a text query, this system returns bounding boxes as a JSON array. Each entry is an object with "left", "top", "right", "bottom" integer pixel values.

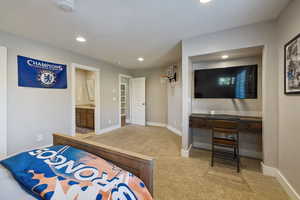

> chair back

[{"left": 209, "top": 120, "right": 239, "bottom": 134}]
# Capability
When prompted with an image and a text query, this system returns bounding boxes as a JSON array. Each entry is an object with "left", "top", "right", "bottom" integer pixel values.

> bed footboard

[{"left": 53, "top": 133, "right": 154, "bottom": 196}]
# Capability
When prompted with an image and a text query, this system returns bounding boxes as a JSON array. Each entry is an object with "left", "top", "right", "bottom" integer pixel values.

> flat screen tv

[{"left": 194, "top": 65, "right": 258, "bottom": 99}]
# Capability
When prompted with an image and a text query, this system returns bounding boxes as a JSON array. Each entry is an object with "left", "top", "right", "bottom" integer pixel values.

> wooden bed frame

[{"left": 53, "top": 133, "right": 155, "bottom": 196}]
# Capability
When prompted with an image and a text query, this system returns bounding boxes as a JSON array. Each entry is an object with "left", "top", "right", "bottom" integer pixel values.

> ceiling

[
  {"left": 191, "top": 46, "right": 263, "bottom": 63},
  {"left": 0, "top": 0, "right": 290, "bottom": 69}
]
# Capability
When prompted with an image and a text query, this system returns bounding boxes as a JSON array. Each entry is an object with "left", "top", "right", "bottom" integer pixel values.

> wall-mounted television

[{"left": 194, "top": 65, "right": 258, "bottom": 99}]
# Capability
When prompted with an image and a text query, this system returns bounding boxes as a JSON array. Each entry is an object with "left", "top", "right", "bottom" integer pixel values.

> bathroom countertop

[{"left": 76, "top": 105, "right": 95, "bottom": 110}]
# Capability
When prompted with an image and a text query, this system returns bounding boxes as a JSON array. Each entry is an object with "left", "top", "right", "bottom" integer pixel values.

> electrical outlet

[{"left": 36, "top": 134, "right": 43, "bottom": 142}]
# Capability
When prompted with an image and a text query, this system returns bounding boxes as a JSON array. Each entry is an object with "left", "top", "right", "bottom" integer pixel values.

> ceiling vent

[{"left": 55, "top": 0, "right": 75, "bottom": 12}]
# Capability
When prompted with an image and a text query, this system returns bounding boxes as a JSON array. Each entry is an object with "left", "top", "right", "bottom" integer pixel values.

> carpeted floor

[
  {"left": 84, "top": 125, "right": 289, "bottom": 200},
  {"left": 76, "top": 127, "right": 94, "bottom": 134}
]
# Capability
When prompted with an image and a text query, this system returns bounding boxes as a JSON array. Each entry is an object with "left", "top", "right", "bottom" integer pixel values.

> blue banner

[{"left": 18, "top": 55, "right": 67, "bottom": 89}]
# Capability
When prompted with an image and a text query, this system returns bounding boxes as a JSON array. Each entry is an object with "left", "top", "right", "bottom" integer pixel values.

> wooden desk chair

[{"left": 210, "top": 120, "right": 240, "bottom": 172}]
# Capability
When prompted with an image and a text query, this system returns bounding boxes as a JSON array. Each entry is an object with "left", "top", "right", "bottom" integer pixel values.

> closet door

[{"left": 131, "top": 77, "right": 146, "bottom": 126}]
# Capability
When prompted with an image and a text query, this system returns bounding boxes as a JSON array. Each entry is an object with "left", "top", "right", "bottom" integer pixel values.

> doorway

[
  {"left": 0, "top": 47, "right": 7, "bottom": 158},
  {"left": 118, "top": 75, "right": 146, "bottom": 127},
  {"left": 119, "top": 74, "right": 132, "bottom": 127},
  {"left": 71, "top": 63, "right": 100, "bottom": 137}
]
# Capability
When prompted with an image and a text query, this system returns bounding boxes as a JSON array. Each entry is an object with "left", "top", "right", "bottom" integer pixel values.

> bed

[
  {"left": 52, "top": 133, "right": 155, "bottom": 195},
  {"left": 0, "top": 133, "right": 155, "bottom": 199}
]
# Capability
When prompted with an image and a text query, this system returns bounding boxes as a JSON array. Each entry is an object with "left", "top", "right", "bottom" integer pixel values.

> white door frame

[
  {"left": 71, "top": 63, "right": 101, "bottom": 136},
  {"left": 118, "top": 74, "right": 132, "bottom": 127},
  {"left": 0, "top": 47, "right": 7, "bottom": 158}
]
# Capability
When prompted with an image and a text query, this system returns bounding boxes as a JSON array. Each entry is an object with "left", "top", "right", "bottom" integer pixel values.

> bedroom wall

[
  {"left": 167, "top": 63, "right": 182, "bottom": 133},
  {"left": 0, "top": 47, "right": 7, "bottom": 158},
  {"left": 277, "top": 0, "right": 300, "bottom": 195},
  {"left": 132, "top": 67, "right": 168, "bottom": 125},
  {"left": 131, "top": 65, "right": 182, "bottom": 133},
  {"left": 192, "top": 56, "right": 263, "bottom": 116},
  {"left": 181, "top": 21, "right": 279, "bottom": 168},
  {"left": 0, "top": 30, "right": 131, "bottom": 155}
]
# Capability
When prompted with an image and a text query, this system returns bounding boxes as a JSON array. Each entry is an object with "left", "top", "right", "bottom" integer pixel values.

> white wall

[
  {"left": 167, "top": 63, "right": 182, "bottom": 132},
  {"left": 277, "top": 0, "right": 300, "bottom": 195},
  {"left": 132, "top": 65, "right": 182, "bottom": 130},
  {"left": 0, "top": 47, "right": 7, "bottom": 158},
  {"left": 192, "top": 56, "right": 262, "bottom": 116},
  {"left": 182, "top": 21, "right": 279, "bottom": 167},
  {"left": 132, "top": 67, "right": 168, "bottom": 125},
  {"left": 0, "top": 30, "right": 131, "bottom": 154}
]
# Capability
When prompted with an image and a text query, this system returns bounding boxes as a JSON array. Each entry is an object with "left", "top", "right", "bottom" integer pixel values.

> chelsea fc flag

[{"left": 18, "top": 56, "right": 67, "bottom": 89}]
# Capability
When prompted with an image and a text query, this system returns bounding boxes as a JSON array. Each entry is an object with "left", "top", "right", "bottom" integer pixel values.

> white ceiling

[
  {"left": 191, "top": 46, "right": 263, "bottom": 62},
  {"left": 0, "top": 0, "right": 290, "bottom": 69}
]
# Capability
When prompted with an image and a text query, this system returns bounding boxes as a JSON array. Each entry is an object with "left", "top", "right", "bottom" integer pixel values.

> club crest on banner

[{"left": 37, "top": 70, "right": 57, "bottom": 87}]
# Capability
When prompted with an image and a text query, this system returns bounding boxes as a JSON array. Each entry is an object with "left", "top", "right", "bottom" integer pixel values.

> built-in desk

[{"left": 189, "top": 113, "right": 262, "bottom": 152}]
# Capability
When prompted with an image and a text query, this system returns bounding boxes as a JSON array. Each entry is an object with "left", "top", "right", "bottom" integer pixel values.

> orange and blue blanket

[{"left": 0, "top": 145, "right": 153, "bottom": 200}]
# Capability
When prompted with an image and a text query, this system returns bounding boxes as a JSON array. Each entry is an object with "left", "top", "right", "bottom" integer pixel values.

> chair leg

[
  {"left": 234, "top": 147, "right": 237, "bottom": 158},
  {"left": 211, "top": 130, "right": 214, "bottom": 167},
  {"left": 237, "top": 144, "right": 240, "bottom": 173},
  {"left": 211, "top": 144, "right": 214, "bottom": 167}
]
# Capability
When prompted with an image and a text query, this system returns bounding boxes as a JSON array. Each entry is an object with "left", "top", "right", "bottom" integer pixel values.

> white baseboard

[
  {"left": 193, "top": 142, "right": 262, "bottom": 159},
  {"left": 146, "top": 121, "right": 166, "bottom": 127},
  {"left": 261, "top": 162, "right": 278, "bottom": 177},
  {"left": 261, "top": 162, "right": 300, "bottom": 200},
  {"left": 166, "top": 125, "right": 182, "bottom": 136},
  {"left": 96, "top": 125, "right": 120, "bottom": 135},
  {"left": 181, "top": 144, "right": 192, "bottom": 158}
]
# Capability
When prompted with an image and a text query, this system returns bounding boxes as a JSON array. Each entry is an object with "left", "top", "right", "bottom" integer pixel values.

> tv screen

[{"left": 194, "top": 65, "right": 258, "bottom": 99}]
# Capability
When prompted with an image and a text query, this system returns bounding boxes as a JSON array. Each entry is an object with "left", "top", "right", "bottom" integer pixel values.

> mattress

[{"left": 0, "top": 164, "right": 36, "bottom": 200}]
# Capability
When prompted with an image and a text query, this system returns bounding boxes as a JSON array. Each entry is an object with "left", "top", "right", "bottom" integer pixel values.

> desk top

[{"left": 190, "top": 113, "right": 262, "bottom": 123}]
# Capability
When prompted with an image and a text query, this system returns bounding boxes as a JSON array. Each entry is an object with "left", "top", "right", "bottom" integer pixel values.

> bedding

[
  {"left": 0, "top": 165, "right": 36, "bottom": 199},
  {"left": 0, "top": 145, "right": 153, "bottom": 200}
]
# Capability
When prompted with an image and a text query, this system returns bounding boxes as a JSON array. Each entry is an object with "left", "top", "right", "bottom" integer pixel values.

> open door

[{"left": 131, "top": 77, "right": 146, "bottom": 126}]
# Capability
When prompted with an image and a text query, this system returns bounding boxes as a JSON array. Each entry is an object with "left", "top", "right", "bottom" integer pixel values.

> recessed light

[
  {"left": 137, "top": 57, "right": 144, "bottom": 62},
  {"left": 56, "top": 0, "right": 75, "bottom": 12},
  {"left": 222, "top": 55, "right": 229, "bottom": 59},
  {"left": 200, "top": 0, "right": 211, "bottom": 4},
  {"left": 76, "top": 36, "right": 86, "bottom": 42}
]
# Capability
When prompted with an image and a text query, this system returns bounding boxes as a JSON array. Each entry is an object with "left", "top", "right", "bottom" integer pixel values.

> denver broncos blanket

[{"left": 0, "top": 145, "right": 153, "bottom": 200}]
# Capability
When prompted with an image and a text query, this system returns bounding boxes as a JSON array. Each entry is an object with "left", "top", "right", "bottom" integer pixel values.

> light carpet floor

[{"left": 84, "top": 125, "right": 289, "bottom": 200}]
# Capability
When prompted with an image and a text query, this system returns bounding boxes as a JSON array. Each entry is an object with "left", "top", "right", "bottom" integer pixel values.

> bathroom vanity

[{"left": 76, "top": 105, "right": 95, "bottom": 129}]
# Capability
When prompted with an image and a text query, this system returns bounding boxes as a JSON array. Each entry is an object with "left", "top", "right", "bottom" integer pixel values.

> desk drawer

[{"left": 190, "top": 118, "right": 207, "bottom": 128}]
